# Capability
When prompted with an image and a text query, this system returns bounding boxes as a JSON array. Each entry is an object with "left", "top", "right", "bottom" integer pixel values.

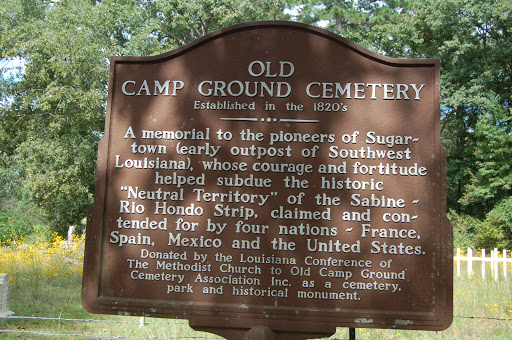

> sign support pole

[{"left": 349, "top": 327, "right": 356, "bottom": 340}]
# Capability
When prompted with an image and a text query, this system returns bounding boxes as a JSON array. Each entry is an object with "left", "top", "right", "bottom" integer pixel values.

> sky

[{"left": 0, "top": 57, "right": 25, "bottom": 81}]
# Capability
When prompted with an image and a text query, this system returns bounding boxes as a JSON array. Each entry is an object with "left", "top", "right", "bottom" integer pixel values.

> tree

[
  {"left": 410, "top": 0, "right": 512, "bottom": 219},
  {"left": 127, "top": 0, "right": 289, "bottom": 53},
  {"left": 288, "top": 0, "right": 417, "bottom": 57},
  {"left": 288, "top": 0, "right": 512, "bottom": 246},
  {"left": 407, "top": 0, "right": 512, "bottom": 246},
  {"left": 2, "top": 0, "right": 510, "bottom": 246},
  {"left": 0, "top": 0, "right": 289, "bottom": 235},
  {"left": 1, "top": 0, "right": 120, "bottom": 233}
]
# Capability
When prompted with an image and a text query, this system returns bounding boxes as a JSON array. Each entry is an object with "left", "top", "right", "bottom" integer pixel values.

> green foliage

[
  {"left": 0, "top": 0, "right": 511, "bottom": 246},
  {"left": 0, "top": 0, "right": 288, "bottom": 236},
  {"left": 289, "top": 0, "right": 418, "bottom": 57},
  {"left": 448, "top": 210, "right": 476, "bottom": 249},
  {"left": 14, "top": 137, "right": 96, "bottom": 234},
  {"left": 0, "top": 0, "right": 116, "bottom": 234},
  {"left": 478, "top": 197, "right": 512, "bottom": 249},
  {"left": 448, "top": 196, "right": 512, "bottom": 249},
  {"left": 295, "top": 0, "right": 512, "bottom": 247},
  {"left": 0, "top": 211, "right": 12, "bottom": 242},
  {"left": 462, "top": 114, "right": 512, "bottom": 210},
  {"left": 410, "top": 0, "right": 512, "bottom": 220},
  {"left": 113, "top": 0, "right": 290, "bottom": 55},
  {"left": 473, "top": 219, "right": 508, "bottom": 250},
  {"left": 410, "top": 0, "right": 510, "bottom": 245},
  {"left": 0, "top": 196, "right": 47, "bottom": 243},
  {"left": 138, "top": 0, "right": 289, "bottom": 50}
]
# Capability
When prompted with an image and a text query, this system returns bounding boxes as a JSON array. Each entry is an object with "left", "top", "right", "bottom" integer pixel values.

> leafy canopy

[{"left": 1, "top": 0, "right": 511, "bottom": 247}]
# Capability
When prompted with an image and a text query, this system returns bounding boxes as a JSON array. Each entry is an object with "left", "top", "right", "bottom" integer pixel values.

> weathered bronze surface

[{"left": 82, "top": 21, "right": 452, "bottom": 338}]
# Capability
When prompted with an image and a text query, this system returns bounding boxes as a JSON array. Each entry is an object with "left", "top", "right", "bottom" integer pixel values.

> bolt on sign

[{"left": 82, "top": 21, "right": 452, "bottom": 339}]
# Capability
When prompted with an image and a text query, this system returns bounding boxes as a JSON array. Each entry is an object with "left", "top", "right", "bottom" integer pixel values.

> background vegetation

[{"left": 1, "top": 0, "right": 511, "bottom": 248}]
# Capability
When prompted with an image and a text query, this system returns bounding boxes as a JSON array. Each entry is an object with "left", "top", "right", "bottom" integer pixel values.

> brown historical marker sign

[{"left": 82, "top": 22, "right": 452, "bottom": 339}]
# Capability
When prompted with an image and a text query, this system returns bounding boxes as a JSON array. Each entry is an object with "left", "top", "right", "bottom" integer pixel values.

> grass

[
  {"left": 0, "top": 236, "right": 511, "bottom": 339},
  {"left": 0, "top": 235, "right": 218, "bottom": 339},
  {"left": 329, "top": 265, "right": 512, "bottom": 339}
]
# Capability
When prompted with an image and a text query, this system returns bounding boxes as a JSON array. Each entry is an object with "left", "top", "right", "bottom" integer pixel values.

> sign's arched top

[{"left": 116, "top": 21, "right": 439, "bottom": 68}]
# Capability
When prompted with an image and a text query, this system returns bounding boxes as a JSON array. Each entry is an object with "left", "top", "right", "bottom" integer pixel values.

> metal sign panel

[{"left": 82, "top": 21, "right": 452, "bottom": 338}]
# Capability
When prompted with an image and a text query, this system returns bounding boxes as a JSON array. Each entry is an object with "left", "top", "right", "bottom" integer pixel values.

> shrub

[
  {"left": 448, "top": 210, "right": 477, "bottom": 248},
  {"left": 448, "top": 196, "right": 512, "bottom": 249},
  {"left": 473, "top": 218, "right": 508, "bottom": 249},
  {"left": 478, "top": 197, "right": 512, "bottom": 249},
  {"left": 0, "top": 198, "right": 48, "bottom": 243}
]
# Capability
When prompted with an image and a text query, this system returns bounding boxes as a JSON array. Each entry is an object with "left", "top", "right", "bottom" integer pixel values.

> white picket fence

[{"left": 454, "top": 248, "right": 512, "bottom": 280}]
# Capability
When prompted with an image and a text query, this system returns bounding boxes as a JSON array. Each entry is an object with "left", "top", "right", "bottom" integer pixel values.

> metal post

[{"left": 349, "top": 327, "right": 356, "bottom": 340}]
